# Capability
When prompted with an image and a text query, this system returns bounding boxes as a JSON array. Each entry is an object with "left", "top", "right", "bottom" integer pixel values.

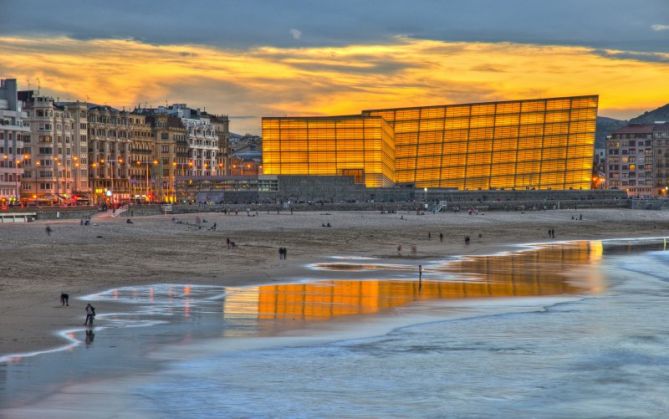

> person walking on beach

[
  {"left": 439, "top": 233, "right": 443, "bottom": 243},
  {"left": 84, "top": 303, "right": 96, "bottom": 327},
  {"left": 45, "top": 225, "right": 52, "bottom": 236},
  {"left": 60, "top": 292, "right": 69, "bottom": 307},
  {"left": 428, "top": 232, "right": 431, "bottom": 240}
]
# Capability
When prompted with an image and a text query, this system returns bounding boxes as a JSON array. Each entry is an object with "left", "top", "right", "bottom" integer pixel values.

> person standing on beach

[
  {"left": 45, "top": 225, "right": 52, "bottom": 236},
  {"left": 84, "top": 303, "right": 96, "bottom": 327},
  {"left": 60, "top": 292, "right": 69, "bottom": 307},
  {"left": 439, "top": 233, "right": 443, "bottom": 243}
]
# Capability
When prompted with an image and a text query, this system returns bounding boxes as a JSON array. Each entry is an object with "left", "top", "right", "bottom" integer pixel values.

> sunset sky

[{"left": 1, "top": 0, "right": 668, "bottom": 134}]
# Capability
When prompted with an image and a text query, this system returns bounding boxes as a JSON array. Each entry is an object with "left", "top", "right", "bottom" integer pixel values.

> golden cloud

[{"left": 1, "top": 36, "right": 668, "bottom": 133}]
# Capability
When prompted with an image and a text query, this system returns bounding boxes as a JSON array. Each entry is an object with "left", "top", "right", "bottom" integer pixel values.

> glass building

[
  {"left": 262, "top": 116, "right": 395, "bottom": 187},
  {"left": 262, "top": 95, "right": 598, "bottom": 190}
]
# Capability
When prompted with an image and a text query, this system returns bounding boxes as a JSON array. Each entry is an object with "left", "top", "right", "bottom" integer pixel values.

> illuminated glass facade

[
  {"left": 262, "top": 116, "right": 395, "bottom": 187},
  {"left": 262, "top": 95, "right": 598, "bottom": 190}
]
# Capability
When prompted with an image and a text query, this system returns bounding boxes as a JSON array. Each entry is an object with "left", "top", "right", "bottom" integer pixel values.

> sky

[{"left": 1, "top": 0, "right": 668, "bottom": 134}]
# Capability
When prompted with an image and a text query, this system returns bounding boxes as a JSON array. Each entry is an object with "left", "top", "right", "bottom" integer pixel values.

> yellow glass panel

[
  {"left": 471, "top": 103, "right": 496, "bottom": 116},
  {"left": 421, "top": 107, "right": 445, "bottom": 119},
  {"left": 446, "top": 105, "right": 470, "bottom": 117},
  {"left": 571, "top": 96, "right": 598, "bottom": 109},
  {"left": 444, "top": 117, "right": 470, "bottom": 130},
  {"left": 545, "top": 111, "right": 570, "bottom": 123},
  {"left": 395, "top": 109, "right": 420, "bottom": 121},
  {"left": 469, "top": 128, "right": 493, "bottom": 141},
  {"left": 496, "top": 102, "right": 521, "bottom": 114},
  {"left": 470, "top": 115, "right": 495, "bottom": 128},
  {"left": 546, "top": 98, "right": 571, "bottom": 110},
  {"left": 495, "top": 114, "right": 520, "bottom": 126},
  {"left": 521, "top": 100, "right": 546, "bottom": 112}
]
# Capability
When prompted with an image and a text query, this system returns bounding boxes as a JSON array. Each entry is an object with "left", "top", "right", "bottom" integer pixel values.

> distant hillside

[
  {"left": 596, "top": 116, "right": 627, "bottom": 148},
  {"left": 629, "top": 103, "right": 669, "bottom": 124}
]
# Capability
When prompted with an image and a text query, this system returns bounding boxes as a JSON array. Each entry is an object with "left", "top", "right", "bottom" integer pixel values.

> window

[{"left": 161, "top": 133, "right": 169, "bottom": 140}]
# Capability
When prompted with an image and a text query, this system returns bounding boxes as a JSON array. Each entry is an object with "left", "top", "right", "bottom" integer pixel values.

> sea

[{"left": 2, "top": 238, "right": 669, "bottom": 418}]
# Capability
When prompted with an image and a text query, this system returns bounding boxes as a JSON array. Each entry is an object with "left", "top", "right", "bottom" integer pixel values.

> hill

[
  {"left": 629, "top": 104, "right": 669, "bottom": 124},
  {"left": 595, "top": 116, "right": 627, "bottom": 148}
]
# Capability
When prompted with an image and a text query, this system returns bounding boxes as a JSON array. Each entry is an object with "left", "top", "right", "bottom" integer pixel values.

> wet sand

[{"left": 1, "top": 208, "right": 669, "bottom": 356}]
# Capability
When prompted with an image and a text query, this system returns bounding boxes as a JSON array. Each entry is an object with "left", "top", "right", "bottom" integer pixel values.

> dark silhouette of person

[
  {"left": 60, "top": 292, "right": 69, "bottom": 306},
  {"left": 84, "top": 303, "right": 96, "bottom": 327},
  {"left": 85, "top": 329, "right": 95, "bottom": 347},
  {"left": 464, "top": 236, "right": 470, "bottom": 245},
  {"left": 439, "top": 233, "right": 444, "bottom": 243},
  {"left": 45, "top": 225, "right": 52, "bottom": 236}
]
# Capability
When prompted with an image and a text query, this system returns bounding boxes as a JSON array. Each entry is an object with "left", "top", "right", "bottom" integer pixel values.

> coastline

[{"left": 1, "top": 208, "right": 669, "bottom": 357}]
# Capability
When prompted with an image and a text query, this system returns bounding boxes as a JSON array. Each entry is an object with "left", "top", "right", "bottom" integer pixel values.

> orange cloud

[{"left": 0, "top": 36, "right": 667, "bottom": 134}]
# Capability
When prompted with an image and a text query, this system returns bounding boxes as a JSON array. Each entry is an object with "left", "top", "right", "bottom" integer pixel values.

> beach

[{"left": 2, "top": 207, "right": 669, "bottom": 357}]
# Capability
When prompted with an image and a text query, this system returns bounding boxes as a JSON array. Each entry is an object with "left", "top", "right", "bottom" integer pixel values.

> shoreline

[
  {"left": 1, "top": 208, "right": 669, "bottom": 356},
  {"left": 2, "top": 234, "right": 668, "bottom": 364}
]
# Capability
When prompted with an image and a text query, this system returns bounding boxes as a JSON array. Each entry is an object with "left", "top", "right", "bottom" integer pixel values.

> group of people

[
  {"left": 59, "top": 292, "right": 97, "bottom": 328},
  {"left": 278, "top": 247, "right": 288, "bottom": 260},
  {"left": 548, "top": 228, "right": 556, "bottom": 238},
  {"left": 426, "top": 232, "right": 445, "bottom": 242}
]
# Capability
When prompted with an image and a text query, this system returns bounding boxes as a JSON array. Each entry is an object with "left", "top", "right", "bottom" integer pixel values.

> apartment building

[
  {"left": 19, "top": 92, "right": 87, "bottom": 202},
  {"left": 145, "top": 113, "right": 188, "bottom": 201},
  {"left": 606, "top": 122, "right": 669, "bottom": 197},
  {"left": 128, "top": 113, "right": 154, "bottom": 200},
  {"left": 87, "top": 105, "right": 133, "bottom": 202},
  {"left": 0, "top": 79, "right": 29, "bottom": 203},
  {"left": 204, "top": 112, "right": 230, "bottom": 175}
]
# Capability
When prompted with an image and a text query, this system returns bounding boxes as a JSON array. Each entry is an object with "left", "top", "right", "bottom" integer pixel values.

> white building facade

[{"left": 0, "top": 79, "right": 30, "bottom": 203}]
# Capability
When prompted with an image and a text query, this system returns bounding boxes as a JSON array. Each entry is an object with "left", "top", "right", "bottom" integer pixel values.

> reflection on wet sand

[
  {"left": 311, "top": 263, "right": 413, "bottom": 272},
  {"left": 225, "top": 241, "right": 605, "bottom": 322}
]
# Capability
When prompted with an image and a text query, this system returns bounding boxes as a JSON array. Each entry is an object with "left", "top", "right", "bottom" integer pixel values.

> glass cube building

[{"left": 262, "top": 95, "right": 598, "bottom": 189}]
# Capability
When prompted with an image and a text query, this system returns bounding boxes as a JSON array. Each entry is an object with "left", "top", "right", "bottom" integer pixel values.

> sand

[{"left": 1, "top": 207, "right": 669, "bottom": 356}]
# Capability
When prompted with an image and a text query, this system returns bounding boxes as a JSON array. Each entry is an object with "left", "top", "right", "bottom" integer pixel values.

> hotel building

[
  {"left": 263, "top": 95, "right": 598, "bottom": 190},
  {"left": 0, "top": 79, "right": 30, "bottom": 203}
]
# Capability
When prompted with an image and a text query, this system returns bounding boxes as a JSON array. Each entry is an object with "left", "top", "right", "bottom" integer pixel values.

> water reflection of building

[{"left": 223, "top": 242, "right": 604, "bottom": 322}]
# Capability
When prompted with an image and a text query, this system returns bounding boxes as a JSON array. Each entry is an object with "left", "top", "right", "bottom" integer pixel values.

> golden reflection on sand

[{"left": 224, "top": 241, "right": 604, "bottom": 321}]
